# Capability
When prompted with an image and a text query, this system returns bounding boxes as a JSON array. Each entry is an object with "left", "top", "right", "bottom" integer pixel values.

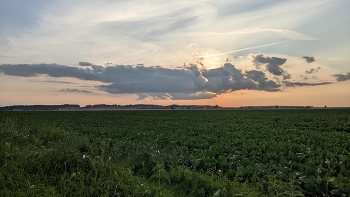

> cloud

[
  {"left": 0, "top": 0, "right": 49, "bottom": 37},
  {"left": 97, "top": 63, "right": 263, "bottom": 97},
  {"left": 136, "top": 93, "right": 170, "bottom": 100},
  {"left": 1, "top": 60, "right": 336, "bottom": 100},
  {"left": 28, "top": 79, "right": 77, "bottom": 84},
  {"left": 305, "top": 67, "right": 321, "bottom": 74},
  {"left": 171, "top": 92, "right": 217, "bottom": 100},
  {"left": 282, "top": 72, "right": 291, "bottom": 80},
  {"left": 245, "top": 70, "right": 280, "bottom": 91},
  {"left": 187, "top": 43, "right": 195, "bottom": 48},
  {"left": 59, "top": 88, "right": 92, "bottom": 93},
  {"left": 250, "top": 54, "right": 288, "bottom": 76},
  {"left": 1, "top": 0, "right": 349, "bottom": 71},
  {"left": 0, "top": 63, "right": 97, "bottom": 79},
  {"left": 93, "top": 1, "right": 217, "bottom": 43},
  {"left": 189, "top": 28, "right": 319, "bottom": 40},
  {"left": 78, "top": 62, "right": 104, "bottom": 72},
  {"left": 136, "top": 92, "right": 216, "bottom": 100},
  {"left": 299, "top": 75, "right": 309, "bottom": 81},
  {"left": 88, "top": 65, "right": 104, "bottom": 73},
  {"left": 78, "top": 62, "right": 94, "bottom": 66},
  {"left": 0, "top": 62, "right": 282, "bottom": 100},
  {"left": 333, "top": 73, "right": 350, "bottom": 81},
  {"left": 188, "top": 40, "right": 288, "bottom": 58},
  {"left": 303, "top": 56, "right": 315, "bottom": 63},
  {"left": 283, "top": 81, "right": 332, "bottom": 87}
]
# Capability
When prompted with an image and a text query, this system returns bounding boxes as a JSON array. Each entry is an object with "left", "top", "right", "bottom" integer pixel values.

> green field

[{"left": 1, "top": 109, "right": 350, "bottom": 196}]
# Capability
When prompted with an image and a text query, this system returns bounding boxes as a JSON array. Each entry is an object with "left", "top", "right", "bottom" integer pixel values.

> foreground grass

[
  {"left": 0, "top": 118, "right": 262, "bottom": 197},
  {"left": 2, "top": 110, "right": 349, "bottom": 196}
]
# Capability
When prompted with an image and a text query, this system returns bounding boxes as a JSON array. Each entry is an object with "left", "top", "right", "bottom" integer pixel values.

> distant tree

[{"left": 324, "top": 105, "right": 327, "bottom": 108}]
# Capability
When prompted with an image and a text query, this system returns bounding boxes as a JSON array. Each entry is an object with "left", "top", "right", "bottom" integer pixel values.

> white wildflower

[
  {"left": 83, "top": 155, "right": 86, "bottom": 159},
  {"left": 70, "top": 173, "right": 76, "bottom": 179}
]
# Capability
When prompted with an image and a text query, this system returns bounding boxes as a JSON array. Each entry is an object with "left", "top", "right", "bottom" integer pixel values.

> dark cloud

[
  {"left": 0, "top": 63, "right": 98, "bottom": 80},
  {"left": 250, "top": 54, "right": 287, "bottom": 76},
  {"left": 0, "top": 61, "right": 332, "bottom": 100},
  {"left": 282, "top": 72, "right": 291, "bottom": 80},
  {"left": 29, "top": 79, "right": 77, "bottom": 84},
  {"left": 202, "top": 67, "right": 230, "bottom": 78},
  {"left": 78, "top": 62, "right": 94, "bottom": 66},
  {"left": 305, "top": 67, "right": 321, "bottom": 74},
  {"left": 283, "top": 81, "right": 332, "bottom": 87},
  {"left": 79, "top": 62, "right": 104, "bottom": 72},
  {"left": 245, "top": 70, "right": 280, "bottom": 91},
  {"left": 59, "top": 88, "right": 92, "bottom": 93},
  {"left": 302, "top": 56, "right": 315, "bottom": 63},
  {"left": 98, "top": 63, "right": 264, "bottom": 98},
  {"left": 333, "top": 73, "right": 350, "bottom": 81},
  {"left": 187, "top": 64, "right": 201, "bottom": 77},
  {"left": 0, "top": 62, "right": 277, "bottom": 100},
  {"left": 90, "top": 65, "right": 104, "bottom": 72}
]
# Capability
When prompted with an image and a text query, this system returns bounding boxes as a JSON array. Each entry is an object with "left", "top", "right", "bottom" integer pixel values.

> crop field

[{"left": 1, "top": 109, "right": 350, "bottom": 196}]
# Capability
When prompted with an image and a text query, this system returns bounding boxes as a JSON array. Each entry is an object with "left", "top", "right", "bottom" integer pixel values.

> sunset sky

[{"left": 0, "top": 0, "right": 349, "bottom": 107}]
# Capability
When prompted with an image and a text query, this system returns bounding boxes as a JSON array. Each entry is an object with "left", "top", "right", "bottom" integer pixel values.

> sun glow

[{"left": 199, "top": 54, "right": 225, "bottom": 69}]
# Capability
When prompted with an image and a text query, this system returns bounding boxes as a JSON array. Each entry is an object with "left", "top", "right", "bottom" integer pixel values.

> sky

[{"left": 0, "top": 0, "right": 349, "bottom": 107}]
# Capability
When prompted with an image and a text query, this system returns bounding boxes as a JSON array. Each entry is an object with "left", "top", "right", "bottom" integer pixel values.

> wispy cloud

[
  {"left": 283, "top": 81, "right": 332, "bottom": 87},
  {"left": 136, "top": 92, "right": 217, "bottom": 100},
  {"left": 28, "top": 79, "right": 77, "bottom": 84},
  {"left": 0, "top": 0, "right": 349, "bottom": 106},
  {"left": 305, "top": 67, "right": 321, "bottom": 74},
  {"left": 1, "top": 0, "right": 348, "bottom": 71},
  {"left": 187, "top": 28, "right": 320, "bottom": 40},
  {"left": 59, "top": 88, "right": 92, "bottom": 94},
  {"left": 187, "top": 40, "right": 288, "bottom": 58}
]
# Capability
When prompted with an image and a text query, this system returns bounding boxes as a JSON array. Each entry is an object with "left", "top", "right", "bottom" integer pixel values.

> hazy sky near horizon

[{"left": 0, "top": 0, "right": 349, "bottom": 107}]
